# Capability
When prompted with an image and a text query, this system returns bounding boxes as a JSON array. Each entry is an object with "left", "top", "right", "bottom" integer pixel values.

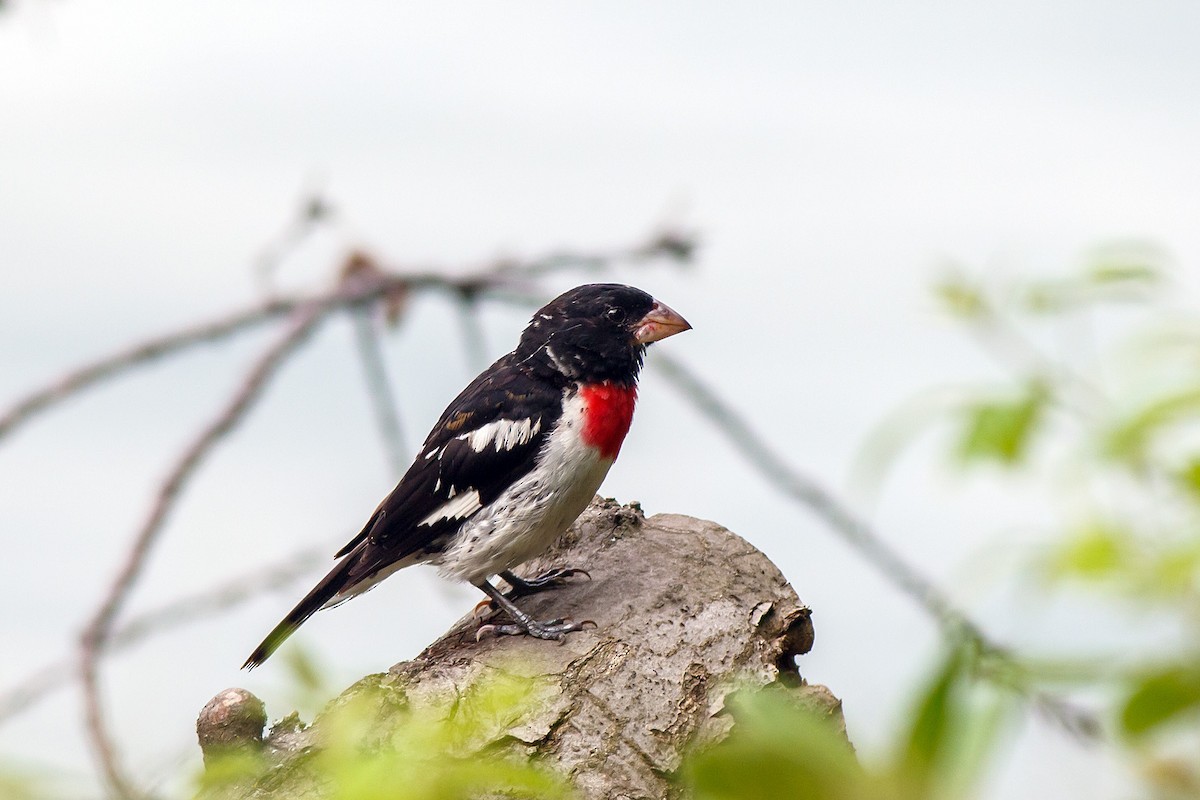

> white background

[{"left": 3, "top": 2, "right": 1200, "bottom": 796}]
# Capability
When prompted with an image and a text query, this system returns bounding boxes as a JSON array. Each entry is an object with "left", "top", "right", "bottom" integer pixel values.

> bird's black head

[{"left": 517, "top": 283, "right": 691, "bottom": 384}]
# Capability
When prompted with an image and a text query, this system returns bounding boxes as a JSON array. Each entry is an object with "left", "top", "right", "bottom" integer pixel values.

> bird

[{"left": 243, "top": 283, "right": 691, "bottom": 669}]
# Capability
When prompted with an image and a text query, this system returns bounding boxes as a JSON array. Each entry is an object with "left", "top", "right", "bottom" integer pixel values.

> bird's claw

[
  {"left": 501, "top": 567, "right": 591, "bottom": 600},
  {"left": 474, "top": 617, "right": 595, "bottom": 642},
  {"left": 530, "top": 567, "right": 592, "bottom": 585},
  {"left": 471, "top": 599, "right": 497, "bottom": 622}
]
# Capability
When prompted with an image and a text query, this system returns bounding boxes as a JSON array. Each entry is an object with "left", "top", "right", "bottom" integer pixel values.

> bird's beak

[{"left": 634, "top": 300, "right": 692, "bottom": 344}]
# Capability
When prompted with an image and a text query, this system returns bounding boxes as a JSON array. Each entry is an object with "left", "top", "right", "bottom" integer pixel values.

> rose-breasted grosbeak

[{"left": 243, "top": 283, "right": 690, "bottom": 668}]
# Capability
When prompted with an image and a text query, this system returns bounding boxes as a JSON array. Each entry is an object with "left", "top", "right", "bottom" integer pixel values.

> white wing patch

[
  {"left": 459, "top": 417, "right": 541, "bottom": 453},
  {"left": 437, "top": 391, "right": 616, "bottom": 584},
  {"left": 419, "top": 488, "right": 482, "bottom": 527}
]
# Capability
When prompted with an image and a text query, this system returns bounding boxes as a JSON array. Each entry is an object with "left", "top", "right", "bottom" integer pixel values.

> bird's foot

[
  {"left": 471, "top": 598, "right": 496, "bottom": 622},
  {"left": 476, "top": 617, "right": 596, "bottom": 642},
  {"left": 500, "top": 567, "right": 591, "bottom": 599}
]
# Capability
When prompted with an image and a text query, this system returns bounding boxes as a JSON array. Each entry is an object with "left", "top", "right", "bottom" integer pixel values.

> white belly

[{"left": 437, "top": 393, "right": 613, "bottom": 584}]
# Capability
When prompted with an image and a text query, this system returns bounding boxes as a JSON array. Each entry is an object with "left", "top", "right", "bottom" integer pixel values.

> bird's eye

[{"left": 605, "top": 307, "right": 626, "bottom": 323}]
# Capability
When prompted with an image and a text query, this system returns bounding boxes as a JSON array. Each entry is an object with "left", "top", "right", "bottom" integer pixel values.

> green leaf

[
  {"left": 1022, "top": 280, "right": 1071, "bottom": 313},
  {"left": 283, "top": 645, "right": 327, "bottom": 694},
  {"left": 1084, "top": 241, "right": 1165, "bottom": 290},
  {"left": 1106, "top": 387, "right": 1200, "bottom": 461},
  {"left": 1147, "top": 543, "right": 1200, "bottom": 596},
  {"left": 902, "top": 643, "right": 969, "bottom": 788},
  {"left": 1177, "top": 457, "right": 1200, "bottom": 500},
  {"left": 1121, "top": 663, "right": 1200, "bottom": 738},
  {"left": 900, "top": 641, "right": 1021, "bottom": 796},
  {"left": 1005, "top": 655, "right": 1110, "bottom": 686},
  {"left": 1089, "top": 263, "right": 1159, "bottom": 285},
  {"left": 957, "top": 385, "right": 1046, "bottom": 465},
  {"left": 195, "top": 750, "right": 264, "bottom": 794},
  {"left": 255, "top": 669, "right": 578, "bottom": 800},
  {"left": 1052, "top": 522, "right": 1128, "bottom": 579},
  {"left": 1086, "top": 247, "right": 1162, "bottom": 286},
  {"left": 934, "top": 275, "right": 987, "bottom": 319},
  {"left": 681, "top": 687, "right": 864, "bottom": 800}
]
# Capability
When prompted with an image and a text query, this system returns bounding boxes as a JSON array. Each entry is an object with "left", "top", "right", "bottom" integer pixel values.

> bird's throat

[{"left": 579, "top": 382, "right": 638, "bottom": 460}]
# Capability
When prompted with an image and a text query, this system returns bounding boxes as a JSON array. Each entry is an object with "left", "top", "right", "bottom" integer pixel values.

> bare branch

[
  {"left": 351, "top": 309, "right": 409, "bottom": 477},
  {"left": 652, "top": 354, "right": 977, "bottom": 635},
  {"left": 495, "top": 226, "right": 697, "bottom": 280},
  {"left": 651, "top": 352, "right": 1101, "bottom": 739},
  {"left": 0, "top": 223, "right": 697, "bottom": 794},
  {"left": 454, "top": 290, "right": 490, "bottom": 373},
  {"left": 0, "top": 546, "right": 324, "bottom": 725},
  {"left": 0, "top": 299, "right": 293, "bottom": 441},
  {"left": 254, "top": 191, "right": 336, "bottom": 292},
  {"left": 966, "top": 308, "right": 1106, "bottom": 413},
  {"left": 78, "top": 302, "right": 329, "bottom": 800},
  {"left": 0, "top": 228, "right": 695, "bottom": 445},
  {"left": 1032, "top": 693, "right": 1103, "bottom": 741}
]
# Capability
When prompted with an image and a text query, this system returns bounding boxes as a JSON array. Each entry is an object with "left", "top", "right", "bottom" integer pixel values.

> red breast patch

[{"left": 579, "top": 382, "right": 638, "bottom": 460}]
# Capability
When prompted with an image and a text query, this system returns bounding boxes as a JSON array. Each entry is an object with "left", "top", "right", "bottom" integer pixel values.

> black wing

[
  {"left": 243, "top": 354, "right": 563, "bottom": 669},
  {"left": 338, "top": 353, "right": 564, "bottom": 563}
]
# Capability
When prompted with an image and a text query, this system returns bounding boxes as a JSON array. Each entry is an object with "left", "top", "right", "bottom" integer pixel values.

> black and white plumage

[{"left": 243, "top": 283, "right": 690, "bottom": 668}]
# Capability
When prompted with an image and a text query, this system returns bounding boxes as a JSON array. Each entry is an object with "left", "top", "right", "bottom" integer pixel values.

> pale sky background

[{"left": 3, "top": 2, "right": 1200, "bottom": 797}]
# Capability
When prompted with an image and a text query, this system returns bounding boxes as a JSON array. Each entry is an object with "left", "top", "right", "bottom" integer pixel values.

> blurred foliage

[
  {"left": 20, "top": 243, "right": 1200, "bottom": 799},
  {"left": 181, "top": 245, "right": 1200, "bottom": 799},
  {"left": 207, "top": 244, "right": 1195, "bottom": 799},
  {"left": 956, "top": 381, "right": 1047, "bottom": 464},
  {"left": 0, "top": 763, "right": 74, "bottom": 800},
  {"left": 197, "top": 667, "right": 573, "bottom": 800},
  {"left": 195, "top": 641, "right": 1019, "bottom": 800},
  {"left": 1122, "top": 663, "right": 1200, "bottom": 739},
  {"left": 880, "top": 243, "right": 1200, "bottom": 796},
  {"left": 0, "top": 771, "right": 44, "bottom": 800},
  {"left": 280, "top": 642, "right": 337, "bottom": 721},
  {"left": 683, "top": 638, "right": 1019, "bottom": 800}
]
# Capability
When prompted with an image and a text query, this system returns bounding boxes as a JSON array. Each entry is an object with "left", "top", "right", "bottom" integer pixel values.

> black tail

[{"left": 242, "top": 555, "right": 359, "bottom": 670}]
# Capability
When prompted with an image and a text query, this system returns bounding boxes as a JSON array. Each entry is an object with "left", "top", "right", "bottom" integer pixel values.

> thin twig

[
  {"left": 0, "top": 299, "right": 293, "bottom": 440},
  {"left": 254, "top": 192, "right": 335, "bottom": 292},
  {"left": 651, "top": 352, "right": 1102, "bottom": 739},
  {"left": 351, "top": 309, "right": 409, "bottom": 477},
  {"left": 968, "top": 306, "right": 1106, "bottom": 414},
  {"left": 0, "top": 225, "right": 696, "bottom": 794},
  {"left": 0, "top": 546, "right": 324, "bottom": 725},
  {"left": 1032, "top": 693, "right": 1103, "bottom": 740},
  {"left": 0, "top": 230, "right": 694, "bottom": 445},
  {"left": 454, "top": 291, "right": 490, "bottom": 373},
  {"left": 653, "top": 354, "right": 980, "bottom": 636},
  {"left": 78, "top": 302, "right": 329, "bottom": 800}
]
